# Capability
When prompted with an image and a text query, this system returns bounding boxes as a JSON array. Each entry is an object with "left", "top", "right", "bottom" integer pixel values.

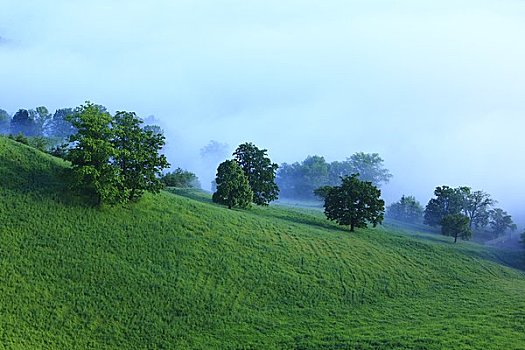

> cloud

[{"left": 1, "top": 0, "right": 525, "bottom": 223}]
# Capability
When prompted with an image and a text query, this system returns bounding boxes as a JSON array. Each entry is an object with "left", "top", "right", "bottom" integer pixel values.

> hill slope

[{"left": 1, "top": 136, "right": 525, "bottom": 349}]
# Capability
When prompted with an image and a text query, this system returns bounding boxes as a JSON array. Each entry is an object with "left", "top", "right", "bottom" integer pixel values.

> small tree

[
  {"left": 161, "top": 168, "right": 200, "bottom": 188},
  {"left": 321, "top": 174, "right": 384, "bottom": 232},
  {"left": 212, "top": 160, "right": 253, "bottom": 209},
  {"left": 386, "top": 195, "right": 424, "bottom": 223},
  {"left": 441, "top": 214, "right": 472, "bottom": 243},
  {"left": 233, "top": 142, "right": 279, "bottom": 205}
]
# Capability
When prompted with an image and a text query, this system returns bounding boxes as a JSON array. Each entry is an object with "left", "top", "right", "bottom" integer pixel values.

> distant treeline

[
  {"left": 276, "top": 153, "right": 392, "bottom": 200},
  {"left": 0, "top": 106, "right": 76, "bottom": 138}
]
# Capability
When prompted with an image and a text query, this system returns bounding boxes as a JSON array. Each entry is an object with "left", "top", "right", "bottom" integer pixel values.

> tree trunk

[
  {"left": 454, "top": 234, "right": 458, "bottom": 243},
  {"left": 350, "top": 223, "right": 355, "bottom": 232}
]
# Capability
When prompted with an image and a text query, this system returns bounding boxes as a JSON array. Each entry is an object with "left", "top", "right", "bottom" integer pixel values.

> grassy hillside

[{"left": 1, "top": 136, "right": 525, "bottom": 349}]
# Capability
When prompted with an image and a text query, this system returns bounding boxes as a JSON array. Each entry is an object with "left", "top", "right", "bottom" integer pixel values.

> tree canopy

[
  {"left": 321, "top": 174, "right": 385, "bottom": 232},
  {"left": 233, "top": 142, "right": 279, "bottom": 206},
  {"left": 424, "top": 186, "right": 467, "bottom": 227},
  {"left": 441, "top": 214, "right": 472, "bottom": 243},
  {"left": 161, "top": 168, "right": 201, "bottom": 188},
  {"left": 212, "top": 160, "right": 253, "bottom": 209},
  {"left": 386, "top": 195, "right": 424, "bottom": 223},
  {"left": 489, "top": 208, "right": 516, "bottom": 237},
  {"left": 66, "top": 102, "right": 169, "bottom": 205}
]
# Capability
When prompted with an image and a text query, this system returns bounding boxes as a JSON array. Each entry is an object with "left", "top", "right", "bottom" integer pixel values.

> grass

[{"left": 1, "top": 136, "right": 525, "bottom": 349}]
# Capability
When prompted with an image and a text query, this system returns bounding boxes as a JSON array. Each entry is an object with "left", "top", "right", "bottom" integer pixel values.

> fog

[{"left": 1, "top": 1, "right": 525, "bottom": 225}]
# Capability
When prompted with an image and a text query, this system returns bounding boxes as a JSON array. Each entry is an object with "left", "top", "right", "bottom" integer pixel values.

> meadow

[{"left": 1, "top": 136, "right": 525, "bottom": 349}]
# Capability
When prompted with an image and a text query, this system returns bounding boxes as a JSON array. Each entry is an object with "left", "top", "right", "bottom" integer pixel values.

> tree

[
  {"left": 0, "top": 109, "right": 10, "bottom": 134},
  {"left": 441, "top": 214, "right": 472, "bottom": 243},
  {"left": 424, "top": 186, "right": 467, "bottom": 227},
  {"left": 329, "top": 152, "right": 392, "bottom": 188},
  {"left": 233, "top": 142, "right": 279, "bottom": 205},
  {"left": 11, "top": 109, "right": 38, "bottom": 136},
  {"left": 48, "top": 108, "right": 76, "bottom": 137},
  {"left": 277, "top": 155, "right": 330, "bottom": 200},
  {"left": 66, "top": 102, "right": 121, "bottom": 205},
  {"left": 463, "top": 190, "right": 495, "bottom": 229},
  {"left": 489, "top": 208, "right": 517, "bottom": 237},
  {"left": 34, "top": 106, "right": 52, "bottom": 136},
  {"left": 321, "top": 174, "right": 385, "bottom": 232},
  {"left": 161, "top": 168, "right": 201, "bottom": 188},
  {"left": 212, "top": 160, "right": 253, "bottom": 209},
  {"left": 386, "top": 195, "right": 424, "bottom": 223},
  {"left": 112, "top": 111, "right": 169, "bottom": 201}
]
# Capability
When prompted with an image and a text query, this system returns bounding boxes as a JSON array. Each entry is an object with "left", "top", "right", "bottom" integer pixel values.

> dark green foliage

[
  {"left": 386, "top": 195, "right": 424, "bottom": 223},
  {"left": 321, "top": 174, "right": 385, "bottom": 232},
  {"left": 161, "top": 168, "right": 201, "bottom": 188},
  {"left": 28, "top": 136, "right": 50, "bottom": 152},
  {"left": 313, "top": 185, "right": 332, "bottom": 200},
  {"left": 112, "top": 111, "right": 169, "bottom": 201},
  {"left": 424, "top": 186, "right": 467, "bottom": 227},
  {"left": 49, "top": 143, "right": 70, "bottom": 159},
  {"left": 233, "top": 142, "right": 279, "bottom": 205},
  {"left": 489, "top": 208, "right": 517, "bottom": 237},
  {"left": 212, "top": 160, "right": 253, "bottom": 209},
  {"left": 8, "top": 133, "right": 29, "bottom": 145},
  {"left": 441, "top": 214, "right": 472, "bottom": 243},
  {"left": 65, "top": 103, "right": 169, "bottom": 205},
  {"left": 66, "top": 102, "right": 120, "bottom": 205}
]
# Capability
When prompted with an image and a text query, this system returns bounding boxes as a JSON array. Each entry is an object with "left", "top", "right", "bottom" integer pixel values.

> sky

[{"left": 1, "top": 0, "right": 525, "bottom": 224}]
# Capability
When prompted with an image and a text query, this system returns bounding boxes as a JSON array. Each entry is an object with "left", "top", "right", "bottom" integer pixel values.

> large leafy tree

[
  {"left": 424, "top": 186, "right": 467, "bottom": 227},
  {"left": 321, "top": 174, "right": 385, "bottom": 232},
  {"left": 66, "top": 102, "right": 121, "bottom": 205},
  {"left": 441, "top": 214, "right": 472, "bottom": 243},
  {"left": 233, "top": 142, "right": 279, "bottom": 205},
  {"left": 66, "top": 102, "right": 169, "bottom": 205},
  {"left": 212, "top": 160, "right": 253, "bottom": 209},
  {"left": 386, "top": 195, "right": 424, "bottom": 223},
  {"left": 489, "top": 208, "right": 516, "bottom": 237},
  {"left": 112, "top": 111, "right": 169, "bottom": 201}
]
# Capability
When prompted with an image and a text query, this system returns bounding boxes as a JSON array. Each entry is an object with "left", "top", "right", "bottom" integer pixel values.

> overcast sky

[{"left": 1, "top": 0, "right": 525, "bottom": 223}]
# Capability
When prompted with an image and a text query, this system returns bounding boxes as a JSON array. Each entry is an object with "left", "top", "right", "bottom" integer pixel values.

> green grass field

[{"left": 1, "top": 136, "right": 525, "bottom": 349}]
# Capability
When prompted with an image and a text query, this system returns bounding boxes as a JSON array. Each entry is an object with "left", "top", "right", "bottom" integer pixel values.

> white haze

[{"left": 1, "top": 0, "right": 525, "bottom": 225}]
